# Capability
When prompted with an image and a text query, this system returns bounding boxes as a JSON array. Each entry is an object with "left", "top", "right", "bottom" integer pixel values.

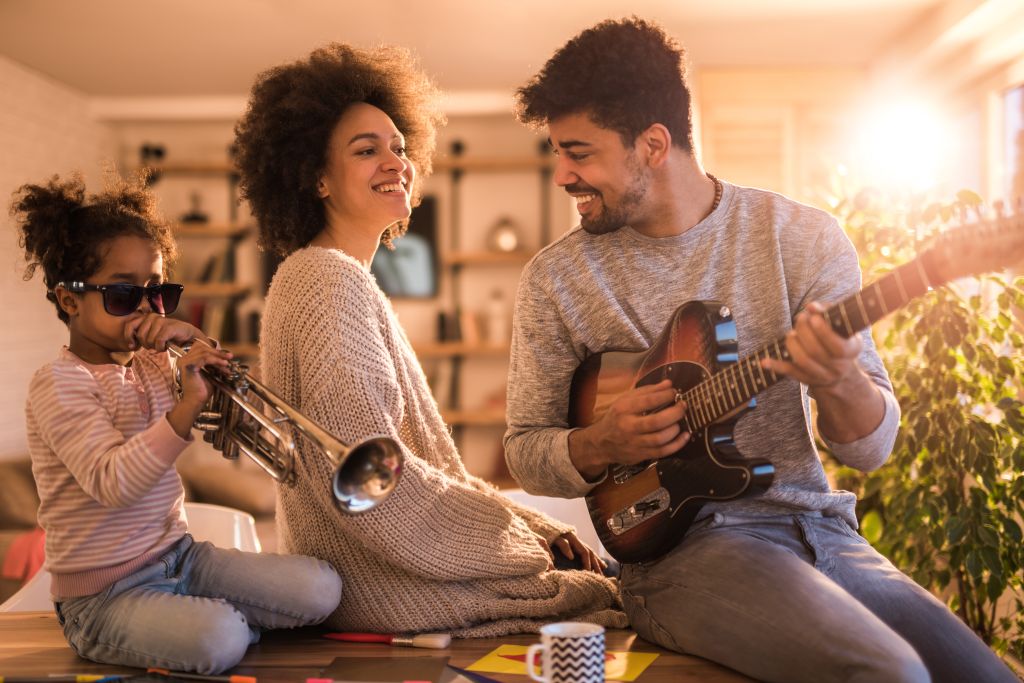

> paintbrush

[{"left": 323, "top": 631, "right": 452, "bottom": 649}]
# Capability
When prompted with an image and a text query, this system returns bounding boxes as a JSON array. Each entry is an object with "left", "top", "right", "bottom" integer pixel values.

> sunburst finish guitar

[{"left": 570, "top": 210, "right": 1024, "bottom": 564}]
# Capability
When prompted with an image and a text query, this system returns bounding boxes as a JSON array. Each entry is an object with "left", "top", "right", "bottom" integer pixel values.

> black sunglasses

[{"left": 58, "top": 281, "right": 184, "bottom": 317}]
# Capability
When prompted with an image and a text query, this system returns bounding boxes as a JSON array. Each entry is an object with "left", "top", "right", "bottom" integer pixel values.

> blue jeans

[
  {"left": 620, "top": 512, "right": 1016, "bottom": 683},
  {"left": 55, "top": 534, "right": 342, "bottom": 674}
]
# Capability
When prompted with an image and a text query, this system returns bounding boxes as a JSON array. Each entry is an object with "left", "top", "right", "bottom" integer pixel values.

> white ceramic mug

[{"left": 526, "top": 622, "right": 605, "bottom": 683}]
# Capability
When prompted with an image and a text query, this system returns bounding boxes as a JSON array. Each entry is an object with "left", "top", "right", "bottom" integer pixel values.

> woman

[{"left": 233, "top": 44, "right": 626, "bottom": 637}]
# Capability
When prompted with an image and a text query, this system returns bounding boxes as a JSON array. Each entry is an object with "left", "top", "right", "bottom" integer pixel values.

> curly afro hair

[
  {"left": 9, "top": 171, "right": 177, "bottom": 324},
  {"left": 516, "top": 17, "right": 693, "bottom": 153},
  {"left": 234, "top": 43, "right": 445, "bottom": 258}
]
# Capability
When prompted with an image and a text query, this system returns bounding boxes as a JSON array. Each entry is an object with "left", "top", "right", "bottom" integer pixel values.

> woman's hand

[
  {"left": 533, "top": 532, "right": 555, "bottom": 570},
  {"left": 551, "top": 531, "right": 608, "bottom": 574},
  {"left": 125, "top": 312, "right": 211, "bottom": 352}
]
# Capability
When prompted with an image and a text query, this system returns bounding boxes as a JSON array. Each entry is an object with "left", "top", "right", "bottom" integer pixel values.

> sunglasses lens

[
  {"left": 103, "top": 285, "right": 142, "bottom": 316},
  {"left": 152, "top": 284, "right": 183, "bottom": 315}
]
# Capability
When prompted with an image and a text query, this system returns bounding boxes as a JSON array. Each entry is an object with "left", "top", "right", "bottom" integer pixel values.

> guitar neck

[{"left": 683, "top": 256, "right": 937, "bottom": 433}]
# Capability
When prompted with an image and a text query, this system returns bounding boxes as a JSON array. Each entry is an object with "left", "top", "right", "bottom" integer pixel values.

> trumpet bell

[{"left": 333, "top": 436, "right": 403, "bottom": 513}]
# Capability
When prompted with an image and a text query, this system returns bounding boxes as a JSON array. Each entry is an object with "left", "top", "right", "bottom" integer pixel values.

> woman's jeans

[
  {"left": 620, "top": 512, "right": 1017, "bottom": 683},
  {"left": 55, "top": 534, "right": 342, "bottom": 674}
]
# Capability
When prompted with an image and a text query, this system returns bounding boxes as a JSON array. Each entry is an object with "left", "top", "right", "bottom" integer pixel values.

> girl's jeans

[{"left": 55, "top": 534, "right": 342, "bottom": 674}]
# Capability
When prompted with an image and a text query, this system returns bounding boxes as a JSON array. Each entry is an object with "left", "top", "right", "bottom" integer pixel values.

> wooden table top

[{"left": 0, "top": 612, "right": 754, "bottom": 682}]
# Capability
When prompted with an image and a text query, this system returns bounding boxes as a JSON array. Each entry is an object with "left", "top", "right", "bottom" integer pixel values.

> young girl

[{"left": 11, "top": 173, "right": 342, "bottom": 675}]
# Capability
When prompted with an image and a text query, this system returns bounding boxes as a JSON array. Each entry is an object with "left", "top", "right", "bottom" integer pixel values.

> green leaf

[
  {"left": 1002, "top": 518, "right": 1022, "bottom": 544},
  {"left": 978, "top": 525, "right": 1001, "bottom": 548},
  {"left": 956, "top": 189, "right": 983, "bottom": 206},
  {"left": 981, "top": 546, "right": 1002, "bottom": 575},
  {"left": 860, "top": 510, "right": 884, "bottom": 545},
  {"left": 987, "top": 575, "right": 1004, "bottom": 602},
  {"left": 947, "top": 517, "right": 967, "bottom": 545}
]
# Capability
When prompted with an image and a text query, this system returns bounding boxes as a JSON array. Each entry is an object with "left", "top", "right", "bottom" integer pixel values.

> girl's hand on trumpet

[
  {"left": 124, "top": 312, "right": 217, "bottom": 353},
  {"left": 165, "top": 342, "right": 234, "bottom": 439},
  {"left": 126, "top": 313, "right": 235, "bottom": 439}
]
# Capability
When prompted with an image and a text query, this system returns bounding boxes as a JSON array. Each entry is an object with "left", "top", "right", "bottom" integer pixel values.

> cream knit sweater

[{"left": 261, "top": 246, "right": 626, "bottom": 637}]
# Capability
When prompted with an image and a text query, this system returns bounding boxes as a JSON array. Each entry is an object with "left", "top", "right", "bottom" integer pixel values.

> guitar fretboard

[{"left": 680, "top": 257, "right": 935, "bottom": 433}]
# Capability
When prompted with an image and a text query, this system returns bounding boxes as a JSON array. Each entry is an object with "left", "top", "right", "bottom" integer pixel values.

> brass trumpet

[{"left": 168, "top": 341, "right": 403, "bottom": 513}]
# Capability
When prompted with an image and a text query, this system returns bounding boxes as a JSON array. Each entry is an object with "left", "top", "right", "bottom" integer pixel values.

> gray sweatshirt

[{"left": 503, "top": 181, "right": 899, "bottom": 528}]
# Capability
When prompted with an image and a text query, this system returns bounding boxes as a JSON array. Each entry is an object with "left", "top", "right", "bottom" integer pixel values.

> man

[{"left": 504, "top": 17, "right": 1015, "bottom": 683}]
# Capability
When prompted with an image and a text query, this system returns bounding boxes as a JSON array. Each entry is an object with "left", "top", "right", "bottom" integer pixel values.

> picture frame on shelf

[{"left": 371, "top": 195, "right": 439, "bottom": 298}]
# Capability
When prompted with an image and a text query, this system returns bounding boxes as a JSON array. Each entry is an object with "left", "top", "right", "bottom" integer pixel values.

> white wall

[{"left": 0, "top": 56, "right": 108, "bottom": 460}]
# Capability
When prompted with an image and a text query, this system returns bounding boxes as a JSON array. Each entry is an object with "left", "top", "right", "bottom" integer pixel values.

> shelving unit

[
  {"left": 430, "top": 141, "right": 554, "bottom": 476},
  {"left": 173, "top": 222, "right": 251, "bottom": 239},
  {"left": 144, "top": 159, "right": 259, "bottom": 358},
  {"left": 412, "top": 341, "right": 510, "bottom": 359}
]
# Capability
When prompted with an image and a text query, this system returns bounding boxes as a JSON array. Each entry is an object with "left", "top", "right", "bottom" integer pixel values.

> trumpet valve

[{"left": 194, "top": 411, "right": 223, "bottom": 432}]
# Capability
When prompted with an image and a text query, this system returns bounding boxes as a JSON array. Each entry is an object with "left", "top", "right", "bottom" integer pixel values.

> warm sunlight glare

[{"left": 853, "top": 101, "right": 950, "bottom": 193}]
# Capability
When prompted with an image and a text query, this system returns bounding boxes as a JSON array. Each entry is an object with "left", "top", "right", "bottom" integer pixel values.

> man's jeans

[
  {"left": 621, "top": 512, "right": 1017, "bottom": 683},
  {"left": 55, "top": 534, "right": 342, "bottom": 674}
]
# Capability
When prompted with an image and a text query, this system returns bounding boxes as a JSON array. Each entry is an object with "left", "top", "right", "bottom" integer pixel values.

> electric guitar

[{"left": 570, "top": 210, "right": 1024, "bottom": 564}]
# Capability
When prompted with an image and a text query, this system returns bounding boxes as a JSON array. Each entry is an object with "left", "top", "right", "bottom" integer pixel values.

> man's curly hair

[
  {"left": 234, "top": 43, "right": 445, "bottom": 258},
  {"left": 516, "top": 17, "right": 693, "bottom": 153},
  {"left": 9, "top": 171, "right": 177, "bottom": 324}
]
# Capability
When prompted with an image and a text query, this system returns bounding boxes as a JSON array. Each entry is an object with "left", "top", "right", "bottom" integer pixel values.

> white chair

[
  {"left": 500, "top": 488, "right": 608, "bottom": 560},
  {"left": 182, "top": 502, "right": 261, "bottom": 553},
  {"left": 0, "top": 502, "right": 261, "bottom": 612}
]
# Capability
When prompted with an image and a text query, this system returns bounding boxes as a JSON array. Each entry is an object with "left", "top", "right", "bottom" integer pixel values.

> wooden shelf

[
  {"left": 150, "top": 156, "right": 553, "bottom": 176},
  {"left": 224, "top": 342, "right": 259, "bottom": 358},
  {"left": 433, "top": 156, "right": 554, "bottom": 173},
  {"left": 444, "top": 250, "right": 534, "bottom": 267},
  {"left": 414, "top": 342, "right": 510, "bottom": 359},
  {"left": 181, "top": 282, "right": 251, "bottom": 298},
  {"left": 173, "top": 222, "right": 251, "bottom": 239},
  {"left": 442, "top": 408, "right": 507, "bottom": 427},
  {"left": 144, "top": 162, "right": 237, "bottom": 176}
]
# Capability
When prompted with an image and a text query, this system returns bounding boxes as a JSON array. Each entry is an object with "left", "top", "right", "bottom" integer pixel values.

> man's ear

[
  {"left": 54, "top": 285, "right": 79, "bottom": 318},
  {"left": 637, "top": 123, "right": 672, "bottom": 168}
]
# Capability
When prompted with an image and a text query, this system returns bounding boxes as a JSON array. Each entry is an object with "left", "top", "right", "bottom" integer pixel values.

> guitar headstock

[{"left": 920, "top": 207, "right": 1024, "bottom": 286}]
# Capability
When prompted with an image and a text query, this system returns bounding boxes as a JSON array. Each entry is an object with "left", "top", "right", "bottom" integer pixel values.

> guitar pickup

[
  {"left": 607, "top": 488, "right": 670, "bottom": 535},
  {"left": 612, "top": 463, "right": 649, "bottom": 484}
]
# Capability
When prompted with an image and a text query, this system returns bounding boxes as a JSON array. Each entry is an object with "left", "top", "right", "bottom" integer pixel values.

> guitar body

[{"left": 571, "top": 301, "right": 775, "bottom": 564}]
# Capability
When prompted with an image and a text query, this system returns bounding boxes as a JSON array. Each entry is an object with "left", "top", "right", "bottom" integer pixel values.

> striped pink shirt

[{"left": 26, "top": 347, "right": 191, "bottom": 600}]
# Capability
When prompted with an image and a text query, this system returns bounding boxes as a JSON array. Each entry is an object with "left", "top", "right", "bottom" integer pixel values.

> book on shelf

[
  {"left": 188, "top": 300, "right": 206, "bottom": 329},
  {"left": 429, "top": 358, "right": 455, "bottom": 411},
  {"left": 203, "top": 302, "right": 227, "bottom": 342}
]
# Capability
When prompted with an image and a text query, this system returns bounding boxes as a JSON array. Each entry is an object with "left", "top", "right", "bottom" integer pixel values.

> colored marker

[
  {"left": 0, "top": 677, "right": 119, "bottom": 683},
  {"left": 147, "top": 670, "right": 256, "bottom": 683}
]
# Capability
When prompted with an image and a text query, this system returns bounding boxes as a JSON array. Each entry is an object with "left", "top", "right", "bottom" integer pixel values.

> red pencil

[{"left": 323, "top": 631, "right": 452, "bottom": 649}]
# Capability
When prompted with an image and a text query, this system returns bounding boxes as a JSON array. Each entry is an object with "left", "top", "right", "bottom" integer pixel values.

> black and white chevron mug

[{"left": 526, "top": 622, "right": 605, "bottom": 683}]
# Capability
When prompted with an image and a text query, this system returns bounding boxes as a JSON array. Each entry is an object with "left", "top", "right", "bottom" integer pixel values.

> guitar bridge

[{"left": 606, "top": 488, "right": 670, "bottom": 535}]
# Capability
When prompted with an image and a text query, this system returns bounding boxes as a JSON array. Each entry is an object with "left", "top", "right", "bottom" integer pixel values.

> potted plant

[{"left": 821, "top": 184, "right": 1024, "bottom": 662}]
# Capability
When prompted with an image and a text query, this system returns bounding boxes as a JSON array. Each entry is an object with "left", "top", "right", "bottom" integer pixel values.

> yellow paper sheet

[{"left": 466, "top": 644, "right": 658, "bottom": 681}]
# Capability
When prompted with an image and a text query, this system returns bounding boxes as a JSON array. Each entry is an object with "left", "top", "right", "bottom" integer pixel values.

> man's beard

[{"left": 580, "top": 163, "right": 650, "bottom": 236}]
